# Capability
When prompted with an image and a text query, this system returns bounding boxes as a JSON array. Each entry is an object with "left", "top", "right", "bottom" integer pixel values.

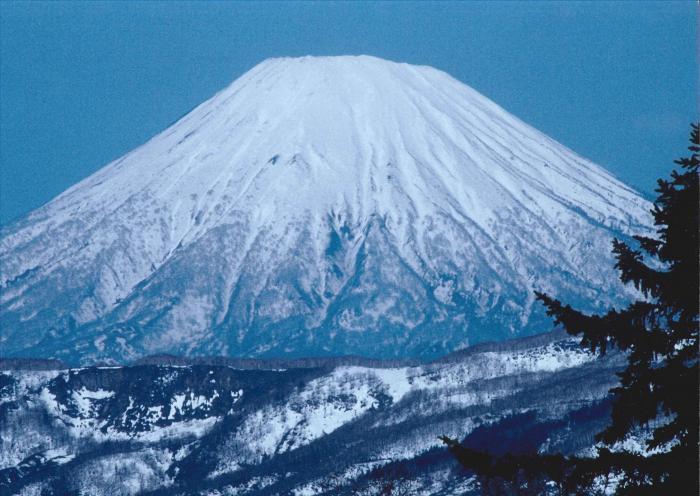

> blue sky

[{"left": 0, "top": 1, "right": 696, "bottom": 225}]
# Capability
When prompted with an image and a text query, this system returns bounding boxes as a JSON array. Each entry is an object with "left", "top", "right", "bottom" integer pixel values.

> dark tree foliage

[{"left": 442, "top": 124, "right": 699, "bottom": 495}]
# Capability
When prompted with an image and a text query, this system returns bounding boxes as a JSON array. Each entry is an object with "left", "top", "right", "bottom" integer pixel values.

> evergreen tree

[
  {"left": 443, "top": 124, "right": 699, "bottom": 494},
  {"left": 537, "top": 122, "right": 698, "bottom": 493}
]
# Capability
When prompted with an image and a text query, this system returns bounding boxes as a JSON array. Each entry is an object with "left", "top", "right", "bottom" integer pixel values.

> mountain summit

[{"left": 0, "top": 56, "right": 651, "bottom": 364}]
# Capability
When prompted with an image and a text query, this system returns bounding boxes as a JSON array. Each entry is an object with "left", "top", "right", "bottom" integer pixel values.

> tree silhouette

[{"left": 442, "top": 123, "right": 699, "bottom": 495}]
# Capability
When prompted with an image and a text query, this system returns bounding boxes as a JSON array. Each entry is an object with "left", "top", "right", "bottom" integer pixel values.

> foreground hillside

[{"left": 1, "top": 331, "right": 624, "bottom": 495}]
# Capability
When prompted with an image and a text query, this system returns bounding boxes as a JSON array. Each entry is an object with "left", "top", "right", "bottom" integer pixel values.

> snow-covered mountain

[
  {"left": 0, "top": 331, "right": 625, "bottom": 495},
  {"left": 0, "top": 55, "right": 651, "bottom": 364}
]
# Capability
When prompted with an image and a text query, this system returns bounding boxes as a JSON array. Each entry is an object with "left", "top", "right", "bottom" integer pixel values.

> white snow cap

[
  {"left": 0, "top": 55, "right": 652, "bottom": 362},
  {"left": 44, "top": 54, "right": 647, "bottom": 243}
]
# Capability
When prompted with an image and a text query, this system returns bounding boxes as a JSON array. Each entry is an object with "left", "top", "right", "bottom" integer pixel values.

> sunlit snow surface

[
  {"left": 0, "top": 56, "right": 651, "bottom": 364},
  {"left": 0, "top": 332, "right": 630, "bottom": 495}
]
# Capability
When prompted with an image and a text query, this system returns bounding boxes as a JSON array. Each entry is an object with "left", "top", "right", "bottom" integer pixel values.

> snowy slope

[
  {"left": 0, "top": 56, "right": 652, "bottom": 363},
  {"left": 0, "top": 331, "right": 625, "bottom": 495}
]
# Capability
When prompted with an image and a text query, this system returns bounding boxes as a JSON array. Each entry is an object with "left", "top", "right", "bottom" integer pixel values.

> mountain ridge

[{"left": 0, "top": 329, "right": 624, "bottom": 494}]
